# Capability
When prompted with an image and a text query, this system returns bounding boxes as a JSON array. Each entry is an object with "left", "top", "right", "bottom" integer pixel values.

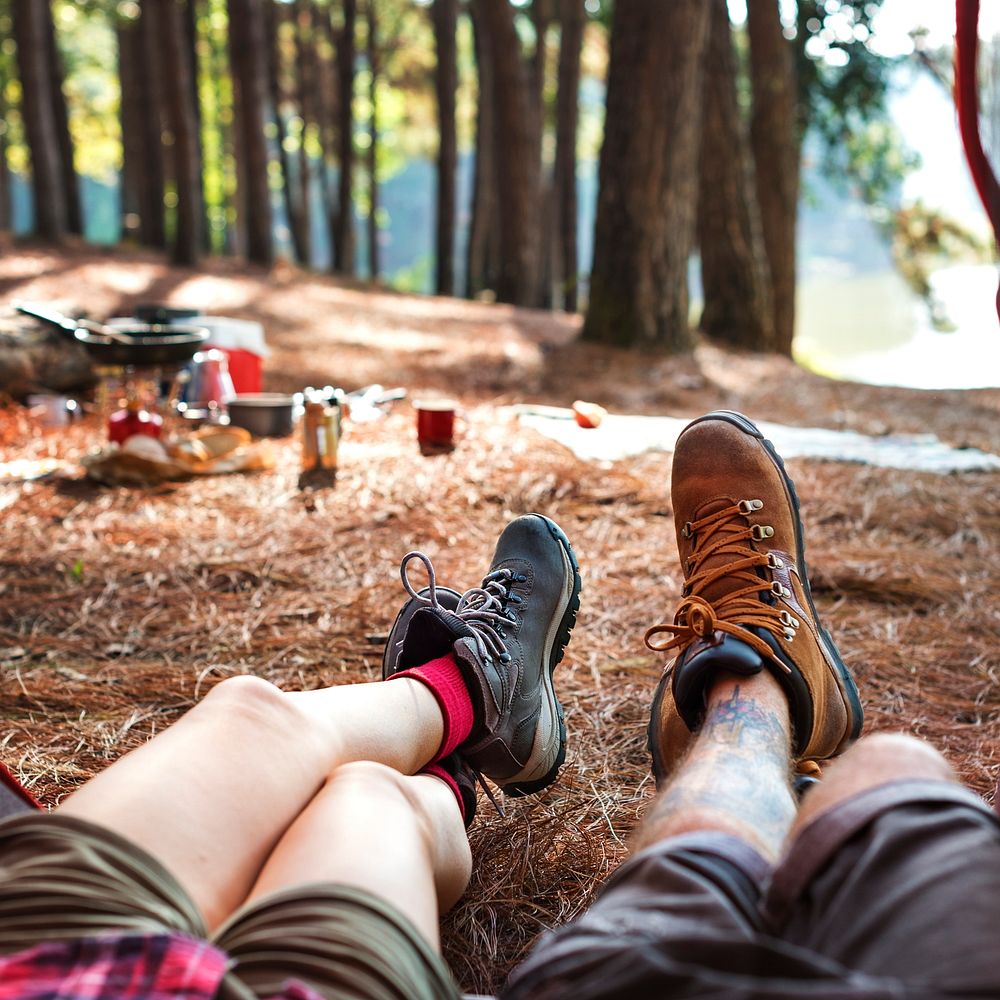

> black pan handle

[
  {"left": 14, "top": 303, "right": 132, "bottom": 344},
  {"left": 15, "top": 302, "right": 82, "bottom": 337}
]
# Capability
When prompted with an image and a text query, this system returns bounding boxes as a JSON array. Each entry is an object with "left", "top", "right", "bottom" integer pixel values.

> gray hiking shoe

[{"left": 382, "top": 514, "right": 582, "bottom": 796}]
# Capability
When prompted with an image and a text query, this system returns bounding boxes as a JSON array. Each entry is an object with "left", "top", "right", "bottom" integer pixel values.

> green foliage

[
  {"left": 53, "top": 0, "right": 119, "bottom": 180},
  {"left": 792, "top": 0, "right": 915, "bottom": 206},
  {"left": 890, "top": 201, "right": 992, "bottom": 330}
]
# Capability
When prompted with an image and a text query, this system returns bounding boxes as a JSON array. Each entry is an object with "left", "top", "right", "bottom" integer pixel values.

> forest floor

[{"left": 2, "top": 241, "right": 1000, "bottom": 994}]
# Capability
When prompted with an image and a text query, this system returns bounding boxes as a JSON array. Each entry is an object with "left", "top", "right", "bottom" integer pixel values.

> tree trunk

[
  {"left": 465, "top": 4, "right": 498, "bottom": 299},
  {"left": 293, "top": 0, "right": 316, "bottom": 266},
  {"left": 472, "top": 0, "right": 542, "bottom": 307},
  {"left": 316, "top": 6, "right": 341, "bottom": 270},
  {"left": 12, "top": 0, "right": 67, "bottom": 241},
  {"left": 533, "top": 0, "right": 553, "bottom": 304},
  {"left": 748, "top": 0, "right": 798, "bottom": 357},
  {"left": 41, "top": 8, "right": 81, "bottom": 236},
  {"left": 117, "top": 17, "right": 142, "bottom": 242},
  {"left": 183, "top": 0, "right": 210, "bottom": 252},
  {"left": 137, "top": 3, "right": 168, "bottom": 248},
  {"left": 552, "top": 0, "right": 583, "bottom": 312},
  {"left": 530, "top": 0, "right": 551, "bottom": 148},
  {"left": 334, "top": 0, "right": 357, "bottom": 273},
  {"left": 697, "top": 0, "right": 774, "bottom": 349},
  {"left": 156, "top": 0, "right": 204, "bottom": 266},
  {"left": 366, "top": 0, "right": 378, "bottom": 280},
  {"left": 431, "top": 0, "right": 457, "bottom": 296},
  {"left": 583, "top": 0, "right": 710, "bottom": 349},
  {"left": 265, "top": 0, "right": 309, "bottom": 264},
  {"left": 0, "top": 58, "right": 10, "bottom": 232},
  {"left": 228, "top": 0, "right": 274, "bottom": 265}
]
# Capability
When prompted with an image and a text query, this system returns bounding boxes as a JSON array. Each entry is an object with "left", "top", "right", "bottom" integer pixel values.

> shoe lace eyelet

[
  {"left": 739, "top": 499, "right": 764, "bottom": 514},
  {"left": 751, "top": 524, "right": 775, "bottom": 541},
  {"left": 499, "top": 651, "right": 512, "bottom": 663}
]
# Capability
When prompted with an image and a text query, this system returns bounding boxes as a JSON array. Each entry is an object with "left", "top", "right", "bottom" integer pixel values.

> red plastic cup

[{"left": 414, "top": 399, "right": 458, "bottom": 452}]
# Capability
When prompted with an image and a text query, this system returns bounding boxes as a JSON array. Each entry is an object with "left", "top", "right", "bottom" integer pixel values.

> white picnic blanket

[{"left": 516, "top": 411, "right": 1000, "bottom": 474}]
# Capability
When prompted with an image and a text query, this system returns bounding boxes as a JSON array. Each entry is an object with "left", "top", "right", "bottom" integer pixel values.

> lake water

[{"left": 795, "top": 264, "right": 1000, "bottom": 390}]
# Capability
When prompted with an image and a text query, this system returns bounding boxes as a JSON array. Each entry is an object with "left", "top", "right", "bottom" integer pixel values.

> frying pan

[{"left": 16, "top": 303, "right": 208, "bottom": 367}]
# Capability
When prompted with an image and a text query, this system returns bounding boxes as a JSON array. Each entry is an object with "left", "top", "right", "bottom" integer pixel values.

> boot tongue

[
  {"left": 399, "top": 606, "right": 476, "bottom": 671},
  {"left": 672, "top": 631, "right": 767, "bottom": 730},
  {"left": 686, "top": 498, "right": 765, "bottom": 607}
]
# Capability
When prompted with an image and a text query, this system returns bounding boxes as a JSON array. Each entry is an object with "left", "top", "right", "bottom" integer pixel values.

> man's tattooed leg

[{"left": 635, "top": 672, "right": 796, "bottom": 862}]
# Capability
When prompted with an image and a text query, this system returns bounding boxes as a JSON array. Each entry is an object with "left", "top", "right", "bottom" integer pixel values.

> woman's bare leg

[
  {"left": 57, "top": 675, "right": 445, "bottom": 930},
  {"left": 245, "top": 761, "right": 472, "bottom": 949}
]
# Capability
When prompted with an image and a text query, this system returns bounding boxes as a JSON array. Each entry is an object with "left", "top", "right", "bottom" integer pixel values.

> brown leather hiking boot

[
  {"left": 383, "top": 514, "right": 582, "bottom": 797},
  {"left": 646, "top": 411, "right": 863, "bottom": 783}
]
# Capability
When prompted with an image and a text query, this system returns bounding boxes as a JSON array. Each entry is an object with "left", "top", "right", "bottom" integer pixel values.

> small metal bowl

[{"left": 226, "top": 393, "right": 296, "bottom": 438}]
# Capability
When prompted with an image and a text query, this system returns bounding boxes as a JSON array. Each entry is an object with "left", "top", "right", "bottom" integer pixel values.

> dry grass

[{"left": 1, "top": 242, "right": 999, "bottom": 994}]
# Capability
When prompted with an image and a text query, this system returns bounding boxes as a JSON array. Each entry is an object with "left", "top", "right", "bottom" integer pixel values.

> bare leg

[
  {"left": 57, "top": 675, "right": 445, "bottom": 930},
  {"left": 636, "top": 671, "right": 795, "bottom": 863},
  {"left": 789, "top": 731, "right": 958, "bottom": 836},
  {"left": 245, "top": 761, "right": 472, "bottom": 949}
]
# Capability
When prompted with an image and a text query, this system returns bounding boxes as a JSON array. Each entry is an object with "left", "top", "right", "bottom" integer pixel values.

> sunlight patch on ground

[{"left": 167, "top": 275, "right": 257, "bottom": 311}]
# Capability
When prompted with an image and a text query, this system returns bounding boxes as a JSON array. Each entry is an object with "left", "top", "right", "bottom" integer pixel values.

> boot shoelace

[
  {"left": 644, "top": 499, "right": 793, "bottom": 672},
  {"left": 399, "top": 551, "right": 524, "bottom": 664},
  {"left": 399, "top": 550, "right": 525, "bottom": 816}
]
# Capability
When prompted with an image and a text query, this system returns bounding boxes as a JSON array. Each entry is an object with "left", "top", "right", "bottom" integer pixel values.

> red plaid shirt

[{"left": 0, "top": 933, "right": 325, "bottom": 1000}]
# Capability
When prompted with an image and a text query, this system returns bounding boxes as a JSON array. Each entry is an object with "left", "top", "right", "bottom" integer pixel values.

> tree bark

[
  {"left": 183, "top": 0, "right": 210, "bottom": 252},
  {"left": 228, "top": 0, "right": 274, "bottom": 265},
  {"left": 366, "top": 0, "right": 379, "bottom": 280},
  {"left": 317, "top": 6, "right": 341, "bottom": 270},
  {"left": 41, "top": 8, "right": 82, "bottom": 236},
  {"left": 552, "top": 0, "right": 583, "bottom": 312},
  {"left": 156, "top": 0, "right": 204, "bottom": 266},
  {"left": 583, "top": 0, "right": 710, "bottom": 349},
  {"left": 0, "top": 57, "right": 10, "bottom": 232},
  {"left": 533, "top": 0, "right": 554, "bottom": 307},
  {"left": 12, "top": 0, "right": 67, "bottom": 241},
  {"left": 472, "top": 0, "right": 542, "bottom": 307},
  {"left": 293, "top": 0, "right": 316, "bottom": 266},
  {"left": 748, "top": 0, "right": 798, "bottom": 356},
  {"left": 465, "top": 4, "right": 499, "bottom": 299},
  {"left": 697, "top": 0, "right": 774, "bottom": 350},
  {"left": 530, "top": 0, "right": 551, "bottom": 148},
  {"left": 334, "top": 0, "right": 357, "bottom": 273},
  {"left": 265, "top": 0, "right": 309, "bottom": 264},
  {"left": 117, "top": 17, "right": 142, "bottom": 242},
  {"left": 431, "top": 0, "right": 458, "bottom": 296},
  {"left": 136, "top": 3, "right": 168, "bottom": 248}
]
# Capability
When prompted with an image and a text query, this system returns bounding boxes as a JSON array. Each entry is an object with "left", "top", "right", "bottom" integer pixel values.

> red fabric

[
  {"left": 0, "top": 759, "right": 40, "bottom": 811},
  {"left": 422, "top": 762, "right": 467, "bottom": 824},
  {"left": 390, "top": 654, "right": 475, "bottom": 760},
  {"left": 214, "top": 347, "right": 263, "bottom": 394},
  {"left": 0, "top": 933, "right": 325, "bottom": 1000}
]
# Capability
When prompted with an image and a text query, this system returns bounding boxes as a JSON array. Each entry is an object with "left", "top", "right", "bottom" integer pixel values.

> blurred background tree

[{"left": 0, "top": 0, "right": 993, "bottom": 359}]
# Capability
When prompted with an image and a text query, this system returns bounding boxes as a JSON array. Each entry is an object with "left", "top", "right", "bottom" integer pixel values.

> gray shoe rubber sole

[{"left": 504, "top": 514, "right": 583, "bottom": 797}]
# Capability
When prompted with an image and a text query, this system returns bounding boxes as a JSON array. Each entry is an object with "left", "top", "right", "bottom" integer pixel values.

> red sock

[
  {"left": 389, "top": 653, "right": 475, "bottom": 760},
  {"left": 422, "top": 762, "right": 467, "bottom": 824}
]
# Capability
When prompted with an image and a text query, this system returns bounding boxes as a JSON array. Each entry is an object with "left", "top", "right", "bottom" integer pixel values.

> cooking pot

[{"left": 16, "top": 303, "right": 208, "bottom": 367}]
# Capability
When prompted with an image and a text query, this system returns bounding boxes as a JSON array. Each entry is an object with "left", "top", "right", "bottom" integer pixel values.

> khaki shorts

[
  {"left": 504, "top": 780, "right": 1000, "bottom": 999},
  {"left": 0, "top": 812, "right": 459, "bottom": 1000}
]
